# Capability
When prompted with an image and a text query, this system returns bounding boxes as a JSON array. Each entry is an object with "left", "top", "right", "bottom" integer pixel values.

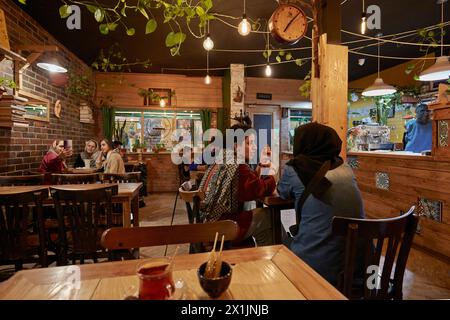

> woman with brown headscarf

[{"left": 277, "top": 122, "right": 365, "bottom": 286}]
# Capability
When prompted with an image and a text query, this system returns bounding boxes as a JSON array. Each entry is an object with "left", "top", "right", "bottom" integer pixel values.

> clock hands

[{"left": 283, "top": 11, "right": 301, "bottom": 33}]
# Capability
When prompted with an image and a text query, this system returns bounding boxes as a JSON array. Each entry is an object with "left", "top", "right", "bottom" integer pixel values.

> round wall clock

[{"left": 268, "top": 4, "right": 308, "bottom": 45}]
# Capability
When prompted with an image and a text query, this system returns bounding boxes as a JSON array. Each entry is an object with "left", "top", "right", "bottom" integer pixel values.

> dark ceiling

[{"left": 15, "top": 0, "right": 450, "bottom": 81}]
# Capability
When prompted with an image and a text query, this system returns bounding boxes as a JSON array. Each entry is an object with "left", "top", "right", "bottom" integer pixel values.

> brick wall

[{"left": 0, "top": 0, "right": 95, "bottom": 175}]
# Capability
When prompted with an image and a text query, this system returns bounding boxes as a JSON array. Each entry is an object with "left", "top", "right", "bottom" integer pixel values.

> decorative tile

[
  {"left": 347, "top": 156, "right": 359, "bottom": 169},
  {"left": 438, "top": 120, "right": 449, "bottom": 148},
  {"left": 375, "top": 172, "right": 389, "bottom": 190},
  {"left": 417, "top": 198, "right": 442, "bottom": 222}
]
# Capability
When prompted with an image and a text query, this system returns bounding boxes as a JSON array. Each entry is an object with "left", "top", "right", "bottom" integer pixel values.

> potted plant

[
  {"left": 0, "top": 77, "right": 17, "bottom": 98},
  {"left": 133, "top": 138, "right": 142, "bottom": 153}
]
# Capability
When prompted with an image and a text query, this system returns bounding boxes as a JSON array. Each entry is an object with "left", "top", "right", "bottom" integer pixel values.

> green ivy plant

[
  {"left": 263, "top": 49, "right": 306, "bottom": 68},
  {"left": 66, "top": 71, "right": 94, "bottom": 101},
  {"left": 91, "top": 43, "right": 151, "bottom": 72},
  {"left": 299, "top": 70, "right": 311, "bottom": 98},
  {"left": 0, "top": 77, "right": 17, "bottom": 93},
  {"left": 404, "top": 26, "right": 446, "bottom": 80},
  {"left": 58, "top": 0, "right": 216, "bottom": 56}
]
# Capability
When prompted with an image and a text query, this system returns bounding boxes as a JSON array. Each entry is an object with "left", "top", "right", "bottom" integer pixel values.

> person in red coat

[
  {"left": 39, "top": 140, "right": 73, "bottom": 184},
  {"left": 203, "top": 124, "right": 277, "bottom": 245}
]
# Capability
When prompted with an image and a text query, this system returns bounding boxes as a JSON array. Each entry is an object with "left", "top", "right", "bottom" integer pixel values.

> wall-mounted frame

[
  {"left": 144, "top": 88, "right": 172, "bottom": 106},
  {"left": 18, "top": 90, "right": 50, "bottom": 122}
]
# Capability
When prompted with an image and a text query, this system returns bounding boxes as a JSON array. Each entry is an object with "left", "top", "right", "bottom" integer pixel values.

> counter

[
  {"left": 348, "top": 151, "right": 450, "bottom": 261},
  {"left": 126, "top": 152, "right": 178, "bottom": 193}
]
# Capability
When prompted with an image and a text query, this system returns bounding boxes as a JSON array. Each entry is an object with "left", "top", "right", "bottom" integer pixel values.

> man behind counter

[{"left": 404, "top": 104, "right": 432, "bottom": 154}]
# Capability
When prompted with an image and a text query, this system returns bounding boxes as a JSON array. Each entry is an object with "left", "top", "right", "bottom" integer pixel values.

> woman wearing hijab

[
  {"left": 277, "top": 122, "right": 365, "bottom": 285},
  {"left": 39, "top": 140, "right": 73, "bottom": 184},
  {"left": 74, "top": 139, "right": 102, "bottom": 168}
]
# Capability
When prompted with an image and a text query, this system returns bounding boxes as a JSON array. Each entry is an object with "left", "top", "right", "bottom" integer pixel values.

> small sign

[{"left": 256, "top": 92, "right": 272, "bottom": 100}]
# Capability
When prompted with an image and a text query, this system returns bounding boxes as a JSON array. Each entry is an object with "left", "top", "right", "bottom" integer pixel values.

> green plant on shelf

[{"left": 0, "top": 77, "right": 17, "bottom": 95}]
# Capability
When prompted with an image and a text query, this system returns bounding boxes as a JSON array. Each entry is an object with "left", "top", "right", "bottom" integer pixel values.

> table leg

[
  {"left": 132, "top": 194, "right": 139, "bottom": 227},
  {"left": 271, "top": 207, "right": 282, "bottom": 245},
  {"left": 123, "top": 200, "right": 131, "bottom": 228}
]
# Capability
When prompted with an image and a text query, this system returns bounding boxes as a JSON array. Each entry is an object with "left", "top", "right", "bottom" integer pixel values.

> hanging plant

[
  {"left": 91, "top": 43, "right": 151, "bottom": 72},
  {"left": 58, "top": 0, "right": 216, "bottom": 56}
]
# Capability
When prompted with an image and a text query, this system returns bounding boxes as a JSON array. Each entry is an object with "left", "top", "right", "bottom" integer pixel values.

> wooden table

[
  {"left": 263, "top": 196, "right": 295, "bottom": 244},
  {"left": 0, "top": 245, "right": 346, "bottom": 300},
  {"left": 66, "top": 168, "right": 100, "bottom": 174},
  {"left": 0, "top": 183, "right": 142, "bottom": 228}
]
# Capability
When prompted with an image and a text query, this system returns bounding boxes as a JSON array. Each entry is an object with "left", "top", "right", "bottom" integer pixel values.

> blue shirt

[
  {"left": 277, "top": 164, "right": 365, "bottom": 285},
  {"left": 404, "top": 119, "right": 432, "bottom": 153}
]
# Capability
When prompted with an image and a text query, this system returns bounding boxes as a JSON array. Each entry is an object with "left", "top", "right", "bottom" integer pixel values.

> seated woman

[
  {"left": 277, "top": 122, "right": 365, "bottom": 286},
  {"left": 200, "top": 123, "right": 276, "bottom": 246},
  {"left": 100, "top": 138, "right": 125, "bottom": 174},
  {"left": 74, "top": 139, "right": 101, "bottom": 168},
  {"left": 39, "top": 140, "right": 73, "bottom": 184}
]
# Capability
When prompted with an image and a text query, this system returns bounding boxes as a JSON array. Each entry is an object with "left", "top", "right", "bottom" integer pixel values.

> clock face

[{"left": 269, "top": 4, "right": 308, "bottom": 45}]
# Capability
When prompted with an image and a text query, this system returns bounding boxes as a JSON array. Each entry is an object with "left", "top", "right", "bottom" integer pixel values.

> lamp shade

[
  {"left": 37, "top": 62, "right": 68, "bottom": 73},
  {"left": 362, "top": 78, "right": 397, "bottom": 97},
  {"left": 418, "top": 56, "right": 450, "bottom": 82}
]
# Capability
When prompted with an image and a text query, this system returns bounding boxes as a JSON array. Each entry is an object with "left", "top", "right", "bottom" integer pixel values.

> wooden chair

[
  {"left": 101, "top": 220, "right": 239, "bottom": 258},
  {"left": 51, "top": 173, "right": 99, "bottom": 185},
  {"left": 100, "top": 172, "right": 141, "bottom": 183},
  {"left": 0, "top": 174, "right": 44, "bottom": 186},
  {"left": 332, "top": 206, "right": 418, "bottom": 300},
  {"left": 0, "top": 188, "right": 49, "bottom": 272},
  {"left": 179, "top": 188, "right": 205, "bottom": 224},
  {"left": 50, "top": 184, "right": 119, "bottom": 265}
]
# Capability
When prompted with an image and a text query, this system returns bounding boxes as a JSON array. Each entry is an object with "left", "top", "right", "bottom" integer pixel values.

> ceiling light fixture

[
  {"left": 264, "top": 32, "right": 272, "bottom": 77},
  {"left": 419, "top": 0, "right": 450, "bottom": 81},
  {"left": 37, "top": 62, "right": 68, "bottom": 73},
  {"left": 203, "top": 20, "right": 214, "bottom": 51},
  {"left": 362, "top": 35, "right": 397, "bottom": 97},
  {"left": 238, "top": 0, "right": 251, "bottom": 36},
  {"left": 360, "top": 0, "right": 366, "bottom": 35}
]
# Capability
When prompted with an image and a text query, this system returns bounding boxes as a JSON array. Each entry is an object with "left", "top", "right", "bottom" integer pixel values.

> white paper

[{"left": 280, "top": 209, "right": 297, "bottom": 233}]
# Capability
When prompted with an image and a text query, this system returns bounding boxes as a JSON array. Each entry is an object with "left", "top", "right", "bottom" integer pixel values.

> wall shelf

[{"left": 0, "top": 46, "right": 26, "bottom": 63}]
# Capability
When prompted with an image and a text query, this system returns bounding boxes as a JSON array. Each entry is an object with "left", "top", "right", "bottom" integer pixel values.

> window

[
  {"left": 289, "top": 109, "right": 312, "bottom": 151},
  {"left": 114, "top": 110, "right": 203, "bottom": 151}
]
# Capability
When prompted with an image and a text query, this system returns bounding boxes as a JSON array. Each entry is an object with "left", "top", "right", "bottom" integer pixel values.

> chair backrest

[
  {"left": 100, "top": 172, "right": 141, "bottom": 183},
  {"left": 51, "top": 173, "right": 99, "bottom": 185},
  {"left": 0, "top": 174, "right": 44, "bottom": 186},
  {"left": 178, "top": 188, "right": 205, "bottom": 224},
  {"left": 124, "top": 163, "right": 138, "bottom": 172},
  {"left": 101, "top": 220, "right": 239, "bottom": 250},
  {"left": 332, "top": 206, "right": 418, "bottom": 300},
  {"left": 0, "top": 188, "right": 48, "bottom": 263},
  {"left": 50, "top": 185, "right": 118, "bottom": 264}
]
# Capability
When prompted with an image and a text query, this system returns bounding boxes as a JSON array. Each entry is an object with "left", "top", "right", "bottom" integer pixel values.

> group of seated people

[
  {"left": 187, "top": 122, "right": 364, "bottom": 286},
  {"left": 38, "top": 138, "right": 126, "bottom": 181}
]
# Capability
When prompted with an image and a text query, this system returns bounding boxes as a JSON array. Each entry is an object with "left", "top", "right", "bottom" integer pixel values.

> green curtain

[
  {"left": 200, "top": 109, "right": 212, "bottom": 133},
  {"left": 217, "top": 108, "right": 225, "bottom": 134},
  {"left": 102, "top": 107, "right": 115, "bottom": 140}
]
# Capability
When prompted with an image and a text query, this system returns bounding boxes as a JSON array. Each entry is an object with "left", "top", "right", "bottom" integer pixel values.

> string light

[
  {"left": 360, "top": 0, "right": 366, "bottom": 35},
  {"left": 238, "top": 0, "right": 251, "bottom": 36},
  {"left": 265, "top": 64, "right": 272, "bottom": 77},
  {"left": 159, "top": 98, "right": 166, "bottom": 107},
  {"left": 203, "top": 20, "right": 214, "bottom": 51}
]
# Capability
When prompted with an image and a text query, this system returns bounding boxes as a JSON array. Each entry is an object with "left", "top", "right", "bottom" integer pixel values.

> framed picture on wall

[{"left": 143, "top": 88, "right": 172, "bottom": 106}]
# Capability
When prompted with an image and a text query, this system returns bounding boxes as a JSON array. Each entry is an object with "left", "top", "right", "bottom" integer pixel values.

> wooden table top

[
  {"left": 0, "top": 245, "right": 346, "bottom": 300},
  {"left": 0, "top": 183, "right": 142, "bottom": 198},
  {"left": 263, "top": 195, "right": 295, "bottom": 207},
  {"left": 66, "top": 168, "right": 100, "bottom": 174}
]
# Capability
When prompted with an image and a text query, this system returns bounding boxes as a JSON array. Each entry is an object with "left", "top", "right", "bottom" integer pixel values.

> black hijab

[{"left": 287, "top": 122, "right": 344, "bottom": 198}]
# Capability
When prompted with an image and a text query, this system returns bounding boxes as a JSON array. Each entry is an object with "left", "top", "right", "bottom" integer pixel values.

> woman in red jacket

[
  {"left": 200, "top": 124, "right": 276, "bottom": 245},
  {"left": 39, "top": 140, "right": 73, "bottom": 183}
]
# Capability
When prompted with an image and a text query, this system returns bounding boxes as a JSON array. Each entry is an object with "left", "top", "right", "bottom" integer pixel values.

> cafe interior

[{"left": 0, "top": 0, "right": 449, "bottom": 301}]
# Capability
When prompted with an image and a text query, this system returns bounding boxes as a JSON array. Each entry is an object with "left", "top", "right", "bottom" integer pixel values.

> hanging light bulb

[
  {"left": 203, "top": 34, "right": 214, "bottom": 51},
  {"left": 238, "top": 1, "right": 251, "bottom": 36},
  {"left": 205, "top": 74, "right": 211, "bottom": 85},
  {"left": 361, "top": 13, "right": 367, "bottom": 34},
  {"left": 360, "top": 0, "right": 366, "bottom": 35},
  {"left": 265, "top": 64, "right": 272, "bottom": 77},
  {"left": 159, "top": 98, "right": 166, "bottom": 107},
  {"left": 419, "top": 1, "right": 450, "bottom": 81},
  {"left": 362, "top": 35, "right": 397, "bottom": 97},
  {"left": 238, "top": 15, "right": 251, "bottom": 36}
]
